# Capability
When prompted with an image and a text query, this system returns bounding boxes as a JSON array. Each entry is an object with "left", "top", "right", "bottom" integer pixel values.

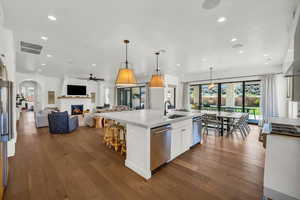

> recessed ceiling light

[
  {"left": 217, "top": 17, "right": 227, "bottom": 23},
  {"left": 265, "top": 62, "right": 269, "bottom": 65},
  {"left": 48, "top": 15, "right": 57, "bottom": 21},
  {"left": 41, "top": 63, "right": 46, "bottom": 66},
  {"left": 239, "top": 50, "right": 244, "bottom": 54},
  {"left": 231, "top": 38, "right": 237, "bottom": 42},
  {"left": 41, "top": 36, "right": 48, "bottom": 41},
  {"left": 264, "top": 54, "right": 269, "bottom": 57},
  {"left": 176, "top": 63, "right": 181, "bottom": 66},
  {"left": 47, "top": 54, "right": 52, "bottom": 58},
  {"left": 92, "top": 63, "right": 97, "bottom": 67},
  {"left": 202, "top": 58, "right": 207, "bottom": 62}
]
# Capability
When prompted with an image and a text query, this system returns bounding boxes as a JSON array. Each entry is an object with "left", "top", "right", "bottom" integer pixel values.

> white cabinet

[
  {"left": 171, "top": 129, "right": 182, "bottom": 159},
  {"left": 170, "top": 119, "right": 192, "bottom": 160}
]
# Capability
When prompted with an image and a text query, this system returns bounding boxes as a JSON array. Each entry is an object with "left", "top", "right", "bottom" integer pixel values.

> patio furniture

[
  {"left": 200, "top": 111, "right": 246, "bottom": 136},
  {"left": 202, "top": 113, "right": 222, "bottom": 136}
]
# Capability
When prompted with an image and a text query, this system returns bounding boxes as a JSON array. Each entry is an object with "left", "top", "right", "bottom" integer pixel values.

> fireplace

[{"left": 71, "top": 105, "right": 83, "bottom": 115}]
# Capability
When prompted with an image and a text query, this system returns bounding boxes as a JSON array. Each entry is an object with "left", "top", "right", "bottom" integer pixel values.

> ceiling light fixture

[
  {"left": 231, "top": 38, "right": 237, "bottom": 42},
  {"left": 217, "top": 17, "right": 227, "bottom": 23},
  {"left": 115, "top": 40, "right": 137, "bottom": 86},
  {"left": 41, "top": 36, "right": 48, "bottom": 41},
  {"left": 47, "top": 54, "right": 52, "bottom": 58},
  {"left": 48, "top": 15, "right": 57, "bottom": 21},
  {"left": 149, "top": 51, "right": 165, "bottom": 88},
  {"left": 239, "top": 50, "right": 244, "bottom": 54},
  {"left": 176, "top": 63, "right": 181, "bottom": 67},
  {"left": 208, "top": 67, "right": 215, "bottom": 89},
  {"left": 92, "top": 63, "right": 96, "bottom": 67},
  {"left": 41, "top": 63, "right": 46, "bottom": 66},
  {"left": 265, "top": 62, "right": 269, "bottom": 65},
  {"left": 264, "top": 54, "right": 269, "bottom": 57}
]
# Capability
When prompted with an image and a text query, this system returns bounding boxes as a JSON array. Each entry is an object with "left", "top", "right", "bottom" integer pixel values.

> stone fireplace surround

[{"left": 57, "top": 96, "right": 92, "bottom": 115}]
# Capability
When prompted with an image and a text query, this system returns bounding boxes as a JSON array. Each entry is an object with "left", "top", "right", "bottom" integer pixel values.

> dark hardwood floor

[{"left": 5, "top": 112, "right": 265, "bottom": 200}]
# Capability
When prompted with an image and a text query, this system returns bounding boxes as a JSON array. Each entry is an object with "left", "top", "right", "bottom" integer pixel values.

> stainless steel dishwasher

[{"left": 150, "top": 124, "right": 171, "bottom": 171}]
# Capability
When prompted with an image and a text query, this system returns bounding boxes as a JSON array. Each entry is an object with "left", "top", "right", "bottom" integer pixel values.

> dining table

[{"left": 200, "top": 110, "right": 246, "bottom": 136}]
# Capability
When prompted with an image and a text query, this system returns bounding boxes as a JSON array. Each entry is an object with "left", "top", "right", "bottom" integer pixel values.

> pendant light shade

[
  {"left": 115, "top": 68, "right": 137, "bottom": 86},
  {"left": 149, "top": 74, "right": 164, "bottom": 88},
  {"left": 115, "top": 40, "right": 137, "bottom": 86},
  {"left": 149, "top": 52, "right": 164, "bottom": 88}
]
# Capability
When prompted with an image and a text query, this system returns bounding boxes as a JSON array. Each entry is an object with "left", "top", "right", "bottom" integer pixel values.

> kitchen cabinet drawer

[{"left": 172, "top": 119, "right": 192, "bottom": 129}]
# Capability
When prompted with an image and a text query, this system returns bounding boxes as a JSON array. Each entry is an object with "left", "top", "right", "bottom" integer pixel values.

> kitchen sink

[{"left": 167, "top": 114, "right": 186, "bottom": 119}]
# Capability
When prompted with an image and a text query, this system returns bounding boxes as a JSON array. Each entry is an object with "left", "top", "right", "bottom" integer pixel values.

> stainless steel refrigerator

[{"left": 0, "top": 58, "right": 14, "bottom": 190}]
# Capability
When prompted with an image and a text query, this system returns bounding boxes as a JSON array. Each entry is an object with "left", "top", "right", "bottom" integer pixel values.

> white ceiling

[{"left": 2, "top": 0, "right": 299, "bottom": 81}]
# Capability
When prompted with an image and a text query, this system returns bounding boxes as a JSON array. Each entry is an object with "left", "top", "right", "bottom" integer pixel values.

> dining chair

[
  {"left": 229, "top": 116, "right": 247, "bottom": 139},
  {"left": 202, "top": 113, "right": 222, "bottom": 136}
]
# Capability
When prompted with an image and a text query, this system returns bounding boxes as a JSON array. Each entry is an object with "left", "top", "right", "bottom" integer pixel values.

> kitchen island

[
  {"left": 100, "top": 109, "right": 202, "bottom": 179},
  {"left": 262, "top": 117, "right": 300, "bottom": 200}
]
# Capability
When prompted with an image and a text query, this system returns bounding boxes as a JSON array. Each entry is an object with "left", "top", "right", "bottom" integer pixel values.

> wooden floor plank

[{"left": 4, "top": 112, "right": 265, "bottom": 200}]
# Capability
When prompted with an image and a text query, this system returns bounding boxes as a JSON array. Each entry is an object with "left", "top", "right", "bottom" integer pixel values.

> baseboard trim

[
  {"left": 264, "top": 187, "right": 300, "bottom": 200},
  {"left": 125, "top": 160, "right": 151, "bottom": 180}
]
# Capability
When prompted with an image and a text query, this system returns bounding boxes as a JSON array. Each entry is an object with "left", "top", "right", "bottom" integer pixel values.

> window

[
  {"left": 189, "top": 80, "right": 261, "bottom": 123},
  {"left": 245, "top": 81, "right": 261, "bottom": 122},
  {"left": 117, "top": 86, "right": 146, "bottom": 109},
  {"left": 201, "top": 84, "right": 218, "bottom": 110},
  {"left": 166, "top": 87, "right": 176, "bottom": 109},
  {"left": 132, "top": 87, "right": 141, "bottom": 109},
  {"left": 190, "top": 85, "right": 200, "bottom": 109},
  {"left": 220, "top": 82, "right": 243, "bottom": 112}
]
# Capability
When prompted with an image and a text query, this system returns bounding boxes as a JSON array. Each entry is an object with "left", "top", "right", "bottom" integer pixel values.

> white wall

[
  {"left": 16, "top": 72, "right": 62, "bottom": 110},
  {"left": 60, "top": 76, "right": 105, "bottom": 107}
]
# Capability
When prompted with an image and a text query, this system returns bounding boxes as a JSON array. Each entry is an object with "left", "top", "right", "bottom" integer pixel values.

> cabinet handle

[{"left": 181, "top": 128, "right": 186, "bottom": 132}]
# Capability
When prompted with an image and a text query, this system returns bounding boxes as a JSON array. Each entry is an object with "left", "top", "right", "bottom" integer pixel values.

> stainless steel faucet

[{"left": 164, "top": 100, "right": 172, "bottom": 116}]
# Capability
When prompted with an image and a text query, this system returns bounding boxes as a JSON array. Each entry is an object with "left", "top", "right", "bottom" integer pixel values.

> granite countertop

[{"left": 99, "top": 109, "right": 202, "bottom": 128}]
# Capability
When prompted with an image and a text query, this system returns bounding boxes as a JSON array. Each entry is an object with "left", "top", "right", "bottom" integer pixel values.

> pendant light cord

[
  {"left": 124, "top": 40, "right": 129, "bottom": 69},
  {"left": 155, "top": 52, "right": 160, "bottom": 74}
]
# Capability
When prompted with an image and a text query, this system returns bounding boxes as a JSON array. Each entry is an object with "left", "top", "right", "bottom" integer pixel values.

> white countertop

[{"left": 99, "top": 109, "right": 202, "bottom": 128}]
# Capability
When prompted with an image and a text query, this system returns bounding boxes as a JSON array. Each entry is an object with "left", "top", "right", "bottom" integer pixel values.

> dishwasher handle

[{"left": 152, "top": 128, "right": 172, "bottom": 135}]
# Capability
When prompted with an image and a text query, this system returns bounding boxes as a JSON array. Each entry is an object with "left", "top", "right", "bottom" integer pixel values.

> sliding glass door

[
  {"left": 220, "top": 82, "right": 243, "bottom": 112},
  {"left": 117, "top": 86, "right": 145, "bottom": 109},
  {"left": 190, "top": 85, "right": 200, "bottom": 110},
  {"left": 201, "top": 84, "right": 218, "bottom": 110},
  {"left": 245, "top": 81, "right": 261, "bottom": 122},
  {"left": 189, "top": 80, "right": 261, "bottom": 123}
]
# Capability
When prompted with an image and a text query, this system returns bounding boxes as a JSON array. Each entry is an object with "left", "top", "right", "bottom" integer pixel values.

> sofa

[
  {"left": 48, "top": 111, "right": 79, "bottom": 134},
  {"left": 35, "top": 110, "right": 49, "bottom": 128}
]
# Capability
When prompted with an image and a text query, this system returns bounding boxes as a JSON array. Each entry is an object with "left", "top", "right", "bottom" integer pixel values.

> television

[{"left": 67, "top": 85, "right": 87, "bottom": 96}]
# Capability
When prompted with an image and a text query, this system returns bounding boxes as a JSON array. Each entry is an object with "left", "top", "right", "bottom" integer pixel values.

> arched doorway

[{"left": 17, "top": 80, "right": 42, "bottom": 111}]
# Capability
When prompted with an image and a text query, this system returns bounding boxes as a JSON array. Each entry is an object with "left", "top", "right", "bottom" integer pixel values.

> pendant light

[
  {"left": 115, "top": 40, "right": 137, "bottom": 86},
  {"left": 149, "top": 51, "right": 164, "bottom": 88},
  {"left": 208, "top": 67, "right": 215, "bottom": 89}
]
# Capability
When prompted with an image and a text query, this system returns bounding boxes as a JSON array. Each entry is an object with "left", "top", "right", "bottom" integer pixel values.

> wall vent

[
  {"left": 232, "top": 44, "right": 243, "bottom": 49},
  {"left": 20, "top": 41, "right": 43, "bottom": 55}
]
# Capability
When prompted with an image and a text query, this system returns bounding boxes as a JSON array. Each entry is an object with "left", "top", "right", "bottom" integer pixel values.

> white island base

[
  {"left": 125, "top": 123, "right": 152, "bottom": 179},
  {"left": 100, "top": 110, "right": 196, "bottom": 179}
]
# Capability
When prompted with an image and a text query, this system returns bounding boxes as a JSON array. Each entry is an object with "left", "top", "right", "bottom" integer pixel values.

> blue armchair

[{"left": 48, "top": 111, "right": 79, "bottom": 134}]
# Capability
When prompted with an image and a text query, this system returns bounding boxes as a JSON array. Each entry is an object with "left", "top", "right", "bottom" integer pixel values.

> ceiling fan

[{"left": 77, "top": 74, "right": 104, "bottom": 81}]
